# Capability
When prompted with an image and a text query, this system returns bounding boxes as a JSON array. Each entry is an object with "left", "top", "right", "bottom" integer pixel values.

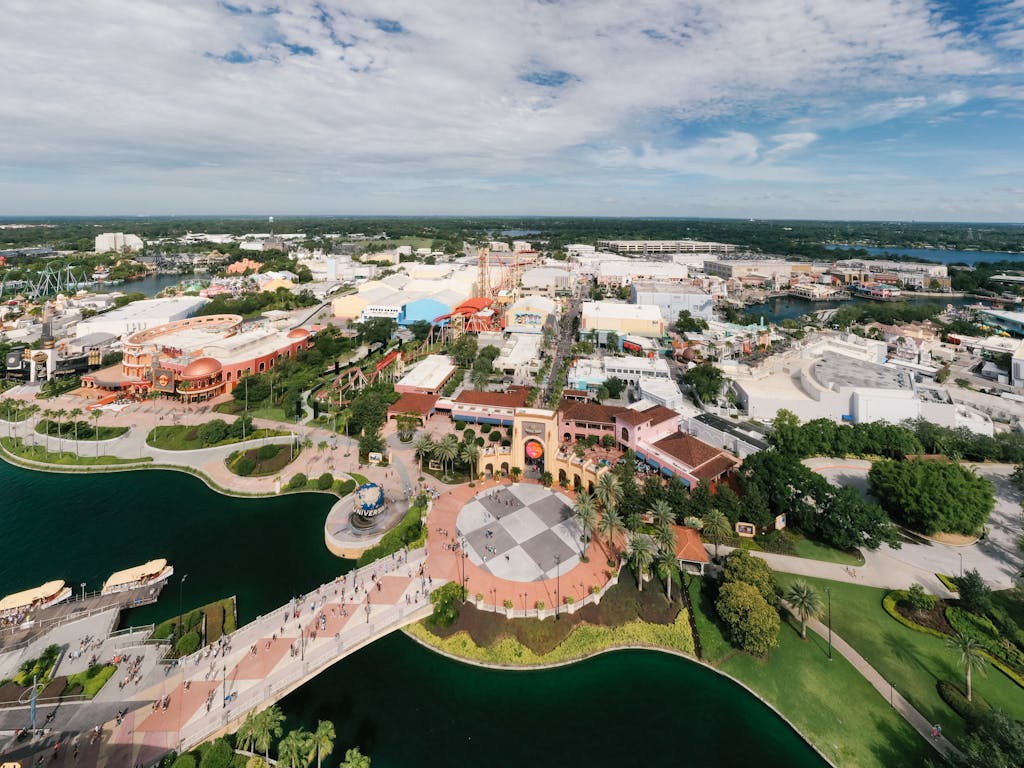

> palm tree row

[
  {"left": 236, "top": 707, "right": 368, "bottom": 767},
  {"left": 624, "top": 499, "right": 680, "bottom": 598},
  {"left": 412, "top": 432, "right": 480, "bottom": 481}
]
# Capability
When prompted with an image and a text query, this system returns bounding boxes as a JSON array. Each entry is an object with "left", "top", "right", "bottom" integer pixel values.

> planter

[{"left": 505, "top": 607, "right": 515, "bottom": 620}]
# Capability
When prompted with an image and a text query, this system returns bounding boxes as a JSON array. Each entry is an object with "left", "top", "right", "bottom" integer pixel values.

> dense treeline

[
  {"left": 868, "top": 459, "right": 995, "bottom": 535},
  {"left": 3, "top": 216, "right": 1023, "bottom": 258},
  {"left": 768, "top": 410, "right": 1024, "bottom": 464}
]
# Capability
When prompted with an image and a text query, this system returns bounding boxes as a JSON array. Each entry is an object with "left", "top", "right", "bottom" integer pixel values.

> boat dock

[{"left": 0, "top": 582, "right": 166, "bottom": 652}]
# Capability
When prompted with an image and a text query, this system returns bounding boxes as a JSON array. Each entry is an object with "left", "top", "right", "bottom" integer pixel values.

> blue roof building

[{"left": 398, "top": 298, "right": 452, "bottom": 327}]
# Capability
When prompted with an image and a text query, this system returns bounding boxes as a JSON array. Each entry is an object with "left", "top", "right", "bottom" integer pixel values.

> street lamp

[
  {"left": 80, "top": 582, "right": 86, "bottom": 602},
  {"left": 221, "top": 665, "right": 227, "bottom": 708},
  {"left": 889, "top": 681, "right": 894, "bottom": 708},
  {"left": 177, "top": 574, "right": 189, "bottom": 644},
  {"left": 490, "top": 587, "right": 497, "bottom": 613},
  {"left": 554, "top": 554, "right": 561, "bottom": 620},
  {"left": 959, "top": 552, "right": 964, "bottom": 578},
  {"left": 825, "top": 587, "right": 833, "bottom": 661}
]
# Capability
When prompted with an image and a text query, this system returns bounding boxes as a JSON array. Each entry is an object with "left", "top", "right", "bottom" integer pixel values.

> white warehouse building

[{"left": 630, "top": 282, "right": 714, "bottom": 322}]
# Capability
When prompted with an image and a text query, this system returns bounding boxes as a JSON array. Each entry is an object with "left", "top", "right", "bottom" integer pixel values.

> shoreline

[{"left": 403, "top": 623, "right": 837, "bottom": 768}]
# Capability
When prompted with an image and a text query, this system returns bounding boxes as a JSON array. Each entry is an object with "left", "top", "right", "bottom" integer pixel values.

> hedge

[
  {"left": 936, "top": 573, "right": 959, "bottom": 592},
  {"left": 406, "top": 612, "right": 694, "bottom": 667},
  {"left": 882, "top": 591, "right": 948, "bottom": 639},
  {"left": 946, "top": 606, "right": 1024, "bottom": 672},
  {"left": 356, "top": 497, "right": 428, "bottom": 567},
  {"left": 936, "top": 680, "right": 990, "bottom": 721}
]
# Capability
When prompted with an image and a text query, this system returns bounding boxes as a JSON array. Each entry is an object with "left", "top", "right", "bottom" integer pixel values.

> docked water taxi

[
  {"left": 0, "top": 580, "right": 72, "bottom": 619},
  {"left": 101, "top": 559, "right": 174, "bottom": 596}
]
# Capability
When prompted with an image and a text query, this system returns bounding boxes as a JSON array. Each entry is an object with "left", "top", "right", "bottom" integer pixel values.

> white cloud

[{"left": 0, "top": 0, "right": 1018, "bottom": 215}]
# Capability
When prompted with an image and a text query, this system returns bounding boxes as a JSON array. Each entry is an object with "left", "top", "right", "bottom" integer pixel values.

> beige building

[{"left": 580, "top": 301, "right": 665, "bottom": 338}]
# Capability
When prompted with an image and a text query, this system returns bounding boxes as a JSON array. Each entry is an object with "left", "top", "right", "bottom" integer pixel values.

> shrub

[
  {"left": 947, "top": 606, "right": 1024, "bottom": 671},
  {"left": 882, "top": 591, "right": 948, "bottom": 639},
  {"left": 428, "top": 582, "right": 465, "bottom": 628},
  {"left": 722, "top": 550, "right": 776, "bottom": 603},
  {"left": 172, "top": 757, "right": 197, "bottom": 768},
  {"left": 475, "top": 437, "right": 485, "bottom": 447},
  {"left": 454, "top": 421, "right": 467, "bottom": 431},
  {"left": 503, "top": 599, "right": 514, "bottom": 609},
  {"left": 199, "top": 738, "right": 234, "bottom": 768},
  {"left": 256, "top": 444, "right": 279, "bottom": 461},
  {"left": 601, "top": 435, "right": 615, "bottom": 449},
  {"left": 462, "top": 429, "right": 475, "bottom": 442},
  {"left": 489, "top": 431, "right": 501, "bottom": 442},
  {"left": 287, "top": 473, "right": 308, "bottom": 490},
  {"left": 585, "top": 435, "right": 599, "bottom": 448},
  {"left": 334, "top": 479, "right": 355, "bottom": 496},
  {"left": 176, "top": 630, "right": 201, "bottom": 657},
  {"left": 356, "top": 497, "right": 428, "bottom": 566},
  {"left": 535, "top": 601, "right": 546, "bottom": 610},
  {"left": 316, "top": 472, "right": 334, "bottom": 490},
  {"left": 957, "top": 569, "right": 993, "bottom": 615},
  {"left": 479, "top": 423, "right": 492, "bottom": 434},
  {"left": 937, "top": 573, "right": 960, "bottom": 592},
  {"left": 937, "top": 680, "right": 990, "bottom": 721},
  {"left": 235, "top": 457, "right": 256, "bottom": 476},
  {"left": 906, "top": 583, "right": 938, "bottom": 612}
]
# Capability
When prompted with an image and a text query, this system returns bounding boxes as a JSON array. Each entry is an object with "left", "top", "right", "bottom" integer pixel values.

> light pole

[
  {"left": 889, "top": 681, "right": 894, "bottom": 708},
  {"left": 825, "top": 587, "right": 833, "bottom": 661},
  {"left": 959, "top": 552, "right": 963, "bottom": 578},
  {"left": 555, "top": 554, "right": 561, "bottom": 620},
  {"left": 80, "top": 582, "right": 86, "bottom": 602},
  {"left": 221, "top": 665, "right": 227, "bottom": 708},
  {"left": 177, "top": 574, "right": 189, "bottom": 645},
  {"left": 490, "top": 587, "right": 497, "bottom": 613}
]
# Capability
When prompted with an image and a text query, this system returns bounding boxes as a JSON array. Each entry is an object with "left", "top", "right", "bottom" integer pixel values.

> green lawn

[
  {"left": 0, "top": 437, "right": 151, "bottom": 466},
  {"left": 687, "top": 575, "right": 931, "bottom": 768},
  {"left": 146, "top": 425, "right": 289, "bottom": 450},
  {"left": 65, "top": 664, "right": 117, "bottom": 698},
  {"left": 349, "top": 472, "right": 369, "bottom": 486},
  {"left": 789, "top": 532, "right": 865, "bottom": 566},
  {"left": 774, "top": 574, "right": 1024, "bottom": 749},
  {"left": 249, "top": 406, "right": 291, "bottom": 423},
  {"left": 35, "top": 422, "right": 129, "bottom": 441}
]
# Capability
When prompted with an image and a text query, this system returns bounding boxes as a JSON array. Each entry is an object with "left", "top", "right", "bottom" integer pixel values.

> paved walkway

[{"left": 782, "top": 603, "right": 959, "bottom": 761}]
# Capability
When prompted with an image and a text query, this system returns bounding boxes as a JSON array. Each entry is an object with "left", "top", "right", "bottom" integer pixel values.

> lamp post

[
  {"left": 80, "top": 582, "right": 86, "bottom": 602},
  {"left": 825, "top": 587, "right": 833, "bottom": 661},
  {"left": 555, "top": 554, "right": 561, "bottom": 620},
  {"left": 959, "top": 552, "right": 963, "bottom": 578},
  {"left": 177, "top": 574, "right": 189, "bottom": 644},
  {"left": 221, "top": 665, "right": 227, "bottom": 708},
  {"left": 889, "top": 681, "right": 894, "bottom": 708},
  {"left": 521, "top": 592, "right": 528, "bottom": 612},
  {"left": 490, "top": 587, "right": 497, "bottom": 613}
]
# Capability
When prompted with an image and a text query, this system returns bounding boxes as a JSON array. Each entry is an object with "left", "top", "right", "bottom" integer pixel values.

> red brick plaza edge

[{"left": 425, "top": 477, "right": 621, "bottom": 612}]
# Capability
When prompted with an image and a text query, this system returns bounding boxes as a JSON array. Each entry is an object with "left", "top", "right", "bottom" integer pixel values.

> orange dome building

[{"left": 82, "top": 315, "right": 312, "bottom": 403}]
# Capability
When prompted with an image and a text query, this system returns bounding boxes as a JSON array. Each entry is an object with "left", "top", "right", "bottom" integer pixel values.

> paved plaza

[{"left": 457, "top": 485, "right": 582, "bottom": 582}]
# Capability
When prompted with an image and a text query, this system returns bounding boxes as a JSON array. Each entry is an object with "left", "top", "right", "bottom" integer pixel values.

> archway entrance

[{"left": 524, "top": 438, "right": 545, "bottom": 479}]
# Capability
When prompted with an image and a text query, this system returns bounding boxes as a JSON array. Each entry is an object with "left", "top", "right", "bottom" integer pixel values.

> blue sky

[{"left": 0, "top": 0, "right": 1022, "bottom": 220}]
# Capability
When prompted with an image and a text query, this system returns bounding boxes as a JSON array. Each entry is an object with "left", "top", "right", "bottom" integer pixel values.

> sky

[{"left": 1, "top": 0, "right": 1023, "bottom": 221}]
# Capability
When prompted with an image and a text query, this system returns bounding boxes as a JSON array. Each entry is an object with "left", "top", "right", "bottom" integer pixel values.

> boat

[
  {"left": 0, "top": 580, "right": 72, "bottom": 619},
  {"left": 101, "top": 559, "right": 174, "bottom": 595}
]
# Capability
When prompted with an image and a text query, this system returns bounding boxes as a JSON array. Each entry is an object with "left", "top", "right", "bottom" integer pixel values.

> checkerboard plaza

[{"left": 457, "top": 485, "right": 583, "bottom": 582}]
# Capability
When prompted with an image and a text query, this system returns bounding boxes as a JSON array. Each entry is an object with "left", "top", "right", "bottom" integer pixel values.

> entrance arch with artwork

[{"left": 524, "top": 438, "right": 545, "bottom": 478}]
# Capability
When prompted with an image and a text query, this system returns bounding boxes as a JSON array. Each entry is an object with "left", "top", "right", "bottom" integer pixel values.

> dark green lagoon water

[{"left": 0, "top": 461, "right": 825, "bottom": 768}]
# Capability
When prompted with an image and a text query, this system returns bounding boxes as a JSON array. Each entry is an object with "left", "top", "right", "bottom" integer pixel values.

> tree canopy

[
  {"left": 868, "top": 459, "right": 994, "bottom": 535},
  {"left": 716, "top": 580, "right": 780, "bottom": 656},
  {"left": 682, "top": 363, "right": 724, "bottom": 403}
]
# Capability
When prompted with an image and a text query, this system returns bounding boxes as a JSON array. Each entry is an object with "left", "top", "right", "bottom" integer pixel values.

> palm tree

[
  {"left": 656, "top": 553, "right": 679, "bottom": 600},
  {"left": 947, "top": 631, "right": 986, "bottom": 702},
  {"left": 340, "top": 747, "right": 371, "bottom": 768},
  {"left": 595, "top": 472, "right": 623, "bottom": 517},
  {"left": 785, "top": 581, "right": 822, "bottom": 640},
  {"left": 313, "top": 720, "right": 336, "bottom": 768},
  {"left": 23, "top": 404, "right": 40, "bottom": 454},
  {"left": 412, "top": 433, "right": 434, "bottom": 473},
  {"left": 472, "top": 369, "right": 489, "bottom": 391},
  {"left": 68, "top": 407, "right": 83, "bottom": 449},
  {"left": 254, "top": 705, "right": 285, "bottom": 762},
  {"left": 655, "top": 517, "right": 677, "bottom": 559},
  {"left": 236, "top": 709, "right": 260, "bottom": 754},
  {"left": 573, "top": 491, "right": 597, "bottom": 556},
  {"left": 54, "top": 407, "right": 67, "bottom": 443},
  {"left": 702, "top": 509, "right": 732, "bottom": 561},
  {"left": 90, "top": 408, "right": 102, "bottom": 456},
  {"left": 626, "top": 533, "right": 654, "bottom": 591},
  {"left": 432, "top": 434, "right": 459, "bottom": 480},
  {"left": 278, "top": 727, "right": 315, "bottom": 768},
  {"left": 41, "top": 408, "right": 54, "bottom": 452},
  {"left": 648, "top": 499, "right": 675, "bottom": 530},
  {"left": 598, "top": 506, "right": 625, "bottom": 563},
  {"left": 510, "top": 466, "right": 522, "bottom": 482},
  {"left": 459, "top": 441, "right": 480, "bottom": 480}
]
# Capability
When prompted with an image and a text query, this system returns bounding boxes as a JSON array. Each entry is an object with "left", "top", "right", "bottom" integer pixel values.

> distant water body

[{"left": 828, "top": 245, "right": 1024, "bottom": 266}]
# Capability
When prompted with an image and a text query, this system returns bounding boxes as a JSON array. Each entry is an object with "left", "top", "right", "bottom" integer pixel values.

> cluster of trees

[
  {"left": 348, "top": 383, "right": 400, "bottom": 458},
  {"left": 740, "top": 451, "right": 900, "bottom": 551},
  {"left": 572, "top": 472, "right": 627, "bottom": 567},
  {"left": 674, "top": 309, "right": 709, "bottom": 334},
  {"left": 194, "top": 416, "right": 255, "bottom": 446},
  {"left": 715, "top": 551, "right": 780, "bottom": 656},
  {"left": 448, "top": 334, "right": 478, "bottom": 368},
  {"left": 470, "top": 344, "right": 501, "bottom": 389},
  {"left": 412, "top": 429, "right": 486, "bottom": 480},
  {"left": 196, "top": 287, "right": 319, "bottom": 318},
  {"left": 868, "top": 459, "right": 994, "bottom": 535},
  {"left": 682, "top": 363, "right": 724, "bottom": 404},
  {"left": 769, "top": 410, "right": 1024, "bottom": 465}
]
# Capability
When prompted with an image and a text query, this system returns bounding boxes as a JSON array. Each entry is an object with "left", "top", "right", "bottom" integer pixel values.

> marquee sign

[
  {"left": 152, "top": 368, "right": 177, "bottom": 393},
  {"left": 525, "top": 440, "right": 544, "bottom": 460}
]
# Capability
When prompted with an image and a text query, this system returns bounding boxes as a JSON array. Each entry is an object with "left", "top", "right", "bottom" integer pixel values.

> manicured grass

[
  {"left": 35, "top": 420, "right": 128, "bottom": 441},
  {"left": 774, "top": 574, "right": 1024, "bottom": 749},
  {"left": 227, "top": 444, "right": 299, "bottom": 476},
  {"left": 719, "top": 618, "right": 931, "bottom": 768},
  {"left": 349, "top": 472, "right": 369, "bottom": 486},
  {"left": 683, "top": 574, "right": 931, "bottom": 767},
  {"left": 153, "top": 597, "right": 237, "bottom": 649},
  {"left": 789, "top": 532, "right": 865, "bottom": 566},
  {"left": 1, "top": 437, "right": 151, "bottom": 466},
  {"left": 249, "top": 406, "right": 291, "bottom": 422},
  {"left": 65, "top": 664, "right": 117, "bottom": 698},
  {"left": 146, "top": 425, "right": 289, "bottom": 450}
]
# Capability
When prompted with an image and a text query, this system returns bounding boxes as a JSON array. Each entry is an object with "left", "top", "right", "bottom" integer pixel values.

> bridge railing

[{"left": 178, "top": 600, "right": 427, "bottom": 751}]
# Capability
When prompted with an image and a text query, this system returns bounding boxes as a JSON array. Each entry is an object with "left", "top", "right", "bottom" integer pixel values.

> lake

[
  {"left": 828, "top": 245, "right": 1024, "bottom": 266},
  {"left": 0, "top": 460, "right": 825, "bottom": 768}
]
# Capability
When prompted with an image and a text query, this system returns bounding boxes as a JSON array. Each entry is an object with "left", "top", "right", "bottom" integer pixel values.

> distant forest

[{"left": 2, "top": 216, "right": 1024, "bottom": 260}]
